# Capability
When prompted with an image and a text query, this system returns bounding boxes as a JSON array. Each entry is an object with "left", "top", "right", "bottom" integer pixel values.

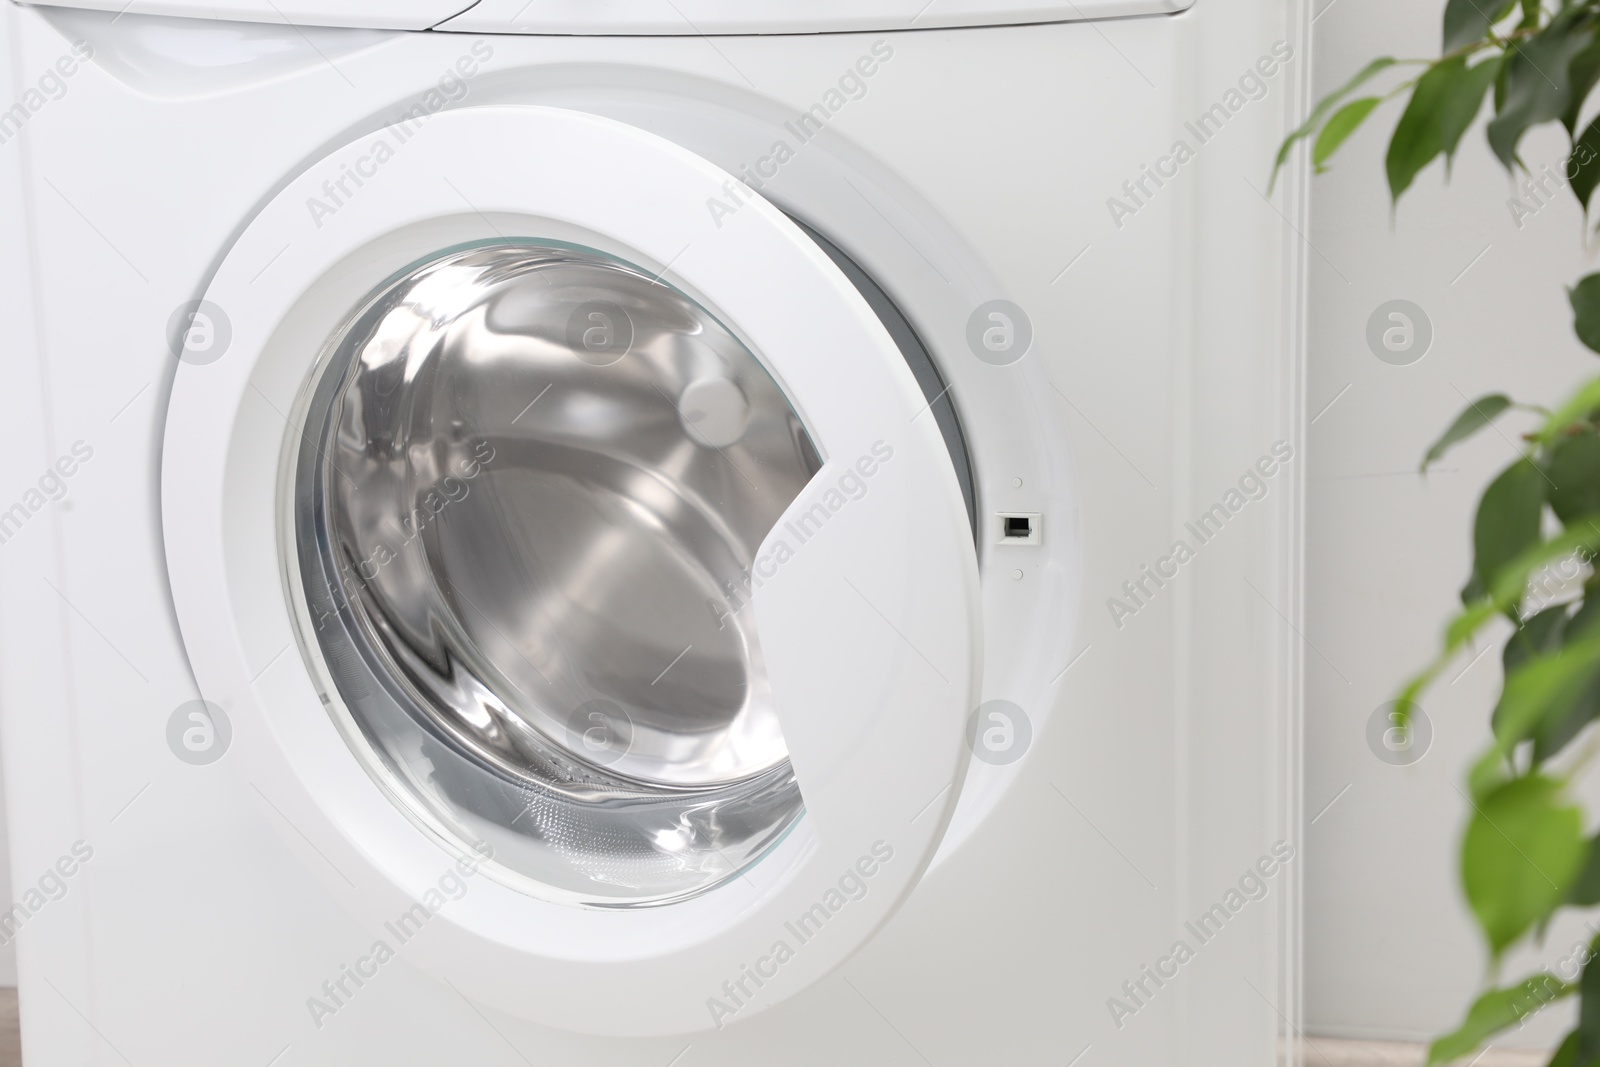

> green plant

[{"left": 1281, "top": 3, "right": 1600, "bottom": 1064}]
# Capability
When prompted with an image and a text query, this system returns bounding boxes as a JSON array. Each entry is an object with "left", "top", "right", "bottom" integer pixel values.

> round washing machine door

[{"left": 162, "top": 105, "right": 981, "bottom": 1035}]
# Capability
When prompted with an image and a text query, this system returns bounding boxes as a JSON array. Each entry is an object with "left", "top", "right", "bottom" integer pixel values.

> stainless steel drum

[{"left": 289, "top": 243, "right": 819, "bottom": 906}]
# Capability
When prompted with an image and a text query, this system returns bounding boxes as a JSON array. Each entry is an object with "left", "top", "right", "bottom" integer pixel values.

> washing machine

[{"left": 0, "top": 1, "right": 1310, "bottom": 1064}]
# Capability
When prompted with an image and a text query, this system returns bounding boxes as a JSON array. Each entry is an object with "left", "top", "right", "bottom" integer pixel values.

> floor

[{"left": 0, "top": 990, "right": 14, "bottom": 1067}]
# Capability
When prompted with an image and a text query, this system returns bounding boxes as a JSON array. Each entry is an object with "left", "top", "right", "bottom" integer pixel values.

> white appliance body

[{"left": 0, "top": 2, "right": 1310, "bottom": 1063}]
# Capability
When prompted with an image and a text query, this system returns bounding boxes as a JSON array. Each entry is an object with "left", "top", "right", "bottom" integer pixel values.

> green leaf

[
  {"left": 1486, "top": 12, "right": 1596, "bottom": 170},
  {"left": 1427, "top": 973, "right": 1572, "bottom": 1064},
  {"left": 1491, "top": 522, "right": 1600, "bottom": 608},
  {"left": 1271, "top": 57, "right": 1398, "bottom": 192},
  {"left": 1443, "top": 0, "right": 1516, "bottom": 53},
  {"left": 1462, "top": 776, "right": 1586, "bottom": 955},
  {"left": 1443, "top": 57, "right": 1504, "bottom": 169},
  {"left": 1536, "top": 661, "right": 1600, "bottom": 760},
  {"left": 1314, "top": 97, "right": 1383, "bottom": 171},
  {"left": 1472, "top": 628, "right": 1600, "bottom": 799},
  {"left": 1574, "top": 275, "right": 1600, "bottom": 354},
  {"left": 1446, "top": 599, "right": 1504, "bottom": 653},
  {"left": 1480, "top": 526, "right": 1600, "bottom": 621},
  {"left": 1550, "top": 433, "right": 1600, "bottom": 521},
  {"left": 1473, "top": 459, "right": 1548, "bottom": 594},
  {"left": 1398, "top": 525, "right": 1600, "bottom": 760},
  {"left": 1564, "top": 35, "right": 1600, "bottom": 134},
  {"left": 1539, "top": 376, "right": 1600, "bottom": 445},
  {"left": 1581, "top": 941, "right": 1600, "bottom": 1063},
  {"left": 1495, "top": 606, "right": 1570, "bottom": 729},
  {"left": 1423, "top": 393, "right": 1513, "bottom": 469},
  {"left": 1550, "top": 1030, "right": 1581, "bottom": 1067},
  {"left": 1509, "top": 606, "right": 1572, "bottom": 672},
  {"left": 1493, "top": 635, "right": 1600, "bottom": 747},
  {"left": 1538, "top": 599, "right": 1600, "bottom": 759},
  {"left": 1570, "top": 119, "right": 1600, "bottom": 214},
  {"left": 1390, "top": 57, "right": 1470, "bottom": 200},
  {"left": 1492, "top": 605, "right": 1570, "bottom": 735},
  {"left": 1568, "top": 837, "right": 1600, "bottom": 906},
  {"left": 1569, "top": 597, "right": 1600, "bottom": 639}
]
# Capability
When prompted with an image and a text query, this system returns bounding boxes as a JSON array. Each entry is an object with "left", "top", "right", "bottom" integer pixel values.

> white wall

[{"left": 1306, "top": 0, "right": 1600, "bottom": 1047}]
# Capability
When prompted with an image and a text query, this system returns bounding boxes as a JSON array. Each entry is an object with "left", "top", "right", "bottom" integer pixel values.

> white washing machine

[{"left": 0, "top": 2, "right": 1310, "bottom": 1064}]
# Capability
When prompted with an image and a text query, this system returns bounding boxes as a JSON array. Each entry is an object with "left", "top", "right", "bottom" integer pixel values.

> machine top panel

[
  {"left": 21, "top": 0, "right": 466, "bottom": 30},
  {"left": 22, "top": 0, "right": 1194, "bottom": 32}
]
